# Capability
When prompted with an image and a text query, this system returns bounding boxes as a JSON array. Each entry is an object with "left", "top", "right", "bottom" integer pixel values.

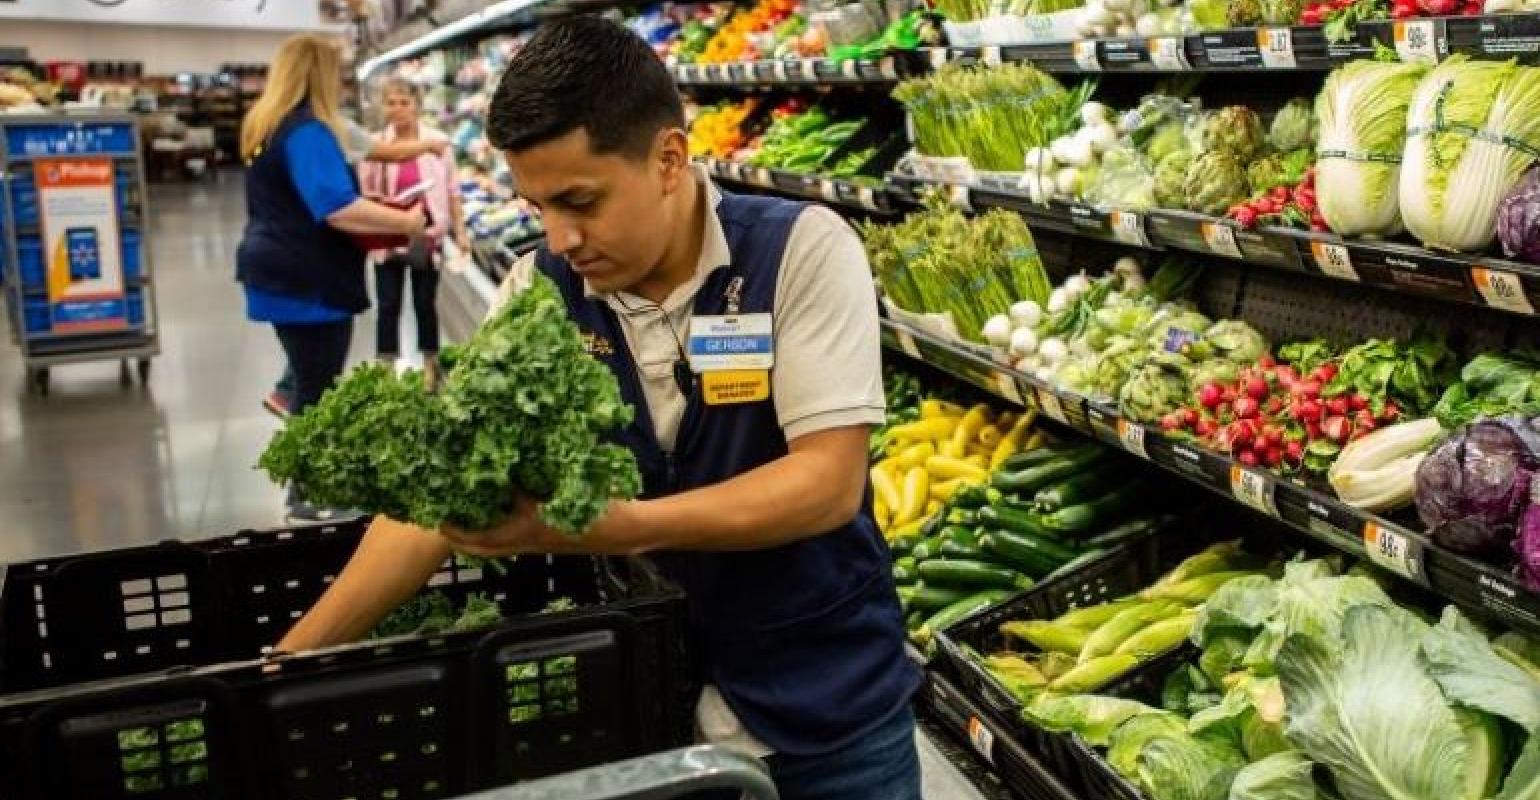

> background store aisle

[{"left": 0, "top": 175, "right": 421, "bottom": 564}]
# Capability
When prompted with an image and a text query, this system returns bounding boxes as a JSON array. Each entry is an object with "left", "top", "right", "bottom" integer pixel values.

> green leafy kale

[{"left": 260, "top": 273, "right": 642, "bottom": 534}]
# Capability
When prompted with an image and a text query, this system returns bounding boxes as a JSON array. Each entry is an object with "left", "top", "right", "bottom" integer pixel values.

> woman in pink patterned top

[{"left": 358, "top": 78, "right": 468, "bottom": 389}]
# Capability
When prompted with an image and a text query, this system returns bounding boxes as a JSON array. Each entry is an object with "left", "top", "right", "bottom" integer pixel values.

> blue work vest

[
  {"left": 235, "top": 106, "right": 369, "bottom": 314},
  {"left": 536, "top": 190, "right": 919, "bottom": 756}
]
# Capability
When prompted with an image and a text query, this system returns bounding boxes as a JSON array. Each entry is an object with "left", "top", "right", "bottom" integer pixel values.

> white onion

[
  {"left": 1009, "top": 327, "right": 1039, "bottom": 358},
  {"left": 1113, "top": 256, "right": 1144, "bottom": 280},
  {"left": 1086, "top": 122, "right": 1120, "bottom": 154},
  {"left": 1080, "top": 101, "right": 1111, "bottom": 126},
  {"left": 1063, "top": 272, "right": 1093, "bottom": 298},
  {"left": 1009, "top": 300, "right": 1043, "bottom": 328},
  {"left": 982, "top": 314, "right": 1013, "bottom": 347},
  {"left": 1047, "top": 287, "right": 1070, "bottom": 313},
  {"left": 1038, "top": 337, "right": 1069, "bottom": 364},
  {"left": 1056, "top": 167, "right": 1084, "bottom": 197}
]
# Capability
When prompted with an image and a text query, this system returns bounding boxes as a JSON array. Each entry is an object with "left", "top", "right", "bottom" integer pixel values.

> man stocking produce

[{"left": 276, "top": 16, "right": 922, "bottom": 799}]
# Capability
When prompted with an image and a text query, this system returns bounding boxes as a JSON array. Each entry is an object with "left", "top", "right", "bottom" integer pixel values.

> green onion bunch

[{"left": 894, "top": 63, "right": 1086, "bottom": 172}]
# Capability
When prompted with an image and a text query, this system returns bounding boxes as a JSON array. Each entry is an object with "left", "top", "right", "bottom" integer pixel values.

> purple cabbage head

[
  {"left": 1498, "top": 168, "right": 1540, "bottom": 264},
  {"left": 1520, "top": 481, "right": 1540, "bottom": 590},
  {"left": 1415, "top": 416, "right": 1540, "bottom": 563}
]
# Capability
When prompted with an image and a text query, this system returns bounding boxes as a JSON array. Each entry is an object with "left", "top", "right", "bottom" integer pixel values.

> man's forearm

[
  {"left": 595, "top": 426, "right": 871, "bottom": 553},
  {"left": 367, "top": 139, "right": 436, "bottom": 162},
  {"left": 277, "top": 516, "right": 451, "bottom": 652}
]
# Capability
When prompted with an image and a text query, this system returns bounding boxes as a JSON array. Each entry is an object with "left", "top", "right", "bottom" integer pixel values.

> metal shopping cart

[{"left": 450, "top": 746, "right": 779, "bottom": 800}]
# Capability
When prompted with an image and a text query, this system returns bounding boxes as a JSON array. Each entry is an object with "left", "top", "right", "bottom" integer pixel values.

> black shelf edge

[
  {"left": 887, "top": 172, "right": 1540, "bottom": 319},
  {"left": 929, "top": 14, "right": 1540, "bottom": 74},
  {"left": 672, "top": 52, "right": 917, "bottom": 88},
  {"left": 878, "top": 315, "right": 1540, "bottom": 636},
  {"left": 920, "top": 672, "right": 1079, "bottom": 800},
  {"left": 699, "top": 157, "right": 897, "bottom": 214}
]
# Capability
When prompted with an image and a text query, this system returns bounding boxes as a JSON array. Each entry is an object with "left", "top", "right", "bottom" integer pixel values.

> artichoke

[
  {"left": 1246, "top": 153, "right": 1288, "bottom": 195},
  {"left": 1093, "top": 337, "right": 1151, "bottom": 400},
  {"left": 1154, "top": 150, "right": 1195, "bottom": 209},
  {"left": 1260, "top": 0, "right": 1303, "bottom": 24},
  {"left": 1267, "top": 98, "right": 1316, "bottom": 152},
  {"left": 1119, "top": 359, "right": 1191, "bottom": 423},
  {"left": 1144, "top": 122, "right": 1191, "bottom": 166},
  {"left": 1227, "top": 0, "right": 1263, "bottom": 27},
  {"left": 1182, "top": 151, "right": 1250, "bottom": 216},
  {"left": 1202, "top": 106, "right": 1267, "bottom": 161},
  {"left": 1146, "top": 308, "right": 1213, "bottom": 354},
  {"left": 1190, "top": 359, "right": 1242, "bottom": 388}
]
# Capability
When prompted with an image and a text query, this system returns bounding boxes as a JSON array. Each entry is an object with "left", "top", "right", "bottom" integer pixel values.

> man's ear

[{"left": 656, "top": 128, "right": 690, "bottom": 190}]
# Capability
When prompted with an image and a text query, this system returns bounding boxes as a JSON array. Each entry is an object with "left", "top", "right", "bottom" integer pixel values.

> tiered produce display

[{"left": 359, "top": 0, "right": 1540, "bottom": 795}]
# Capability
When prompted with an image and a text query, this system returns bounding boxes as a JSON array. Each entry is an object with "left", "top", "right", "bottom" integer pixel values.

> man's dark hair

[{"left": 487, "top": 15, "right": 685, "bottom": 158}]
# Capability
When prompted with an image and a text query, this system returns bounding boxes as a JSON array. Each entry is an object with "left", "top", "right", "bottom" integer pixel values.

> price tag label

[
  {"left": 1230, "top": 465, "right": 1279, "bottom": 518},
  {"left": 754, "top": 167, "right": 773, "bottom": 186},
  {"left": 1394, "top": 19, "right": 1442, "bottom": 65},
  {"left": 707, "top": 63, "right": 724, "bottom": 81},
  {"left": 802, "top": 58, "right": 821, "bottom": 79},
  {"left": 1148, "top": 36, "right": 1190, "bottom": 70},
  {"left": 1363, "top": 520, "right": 1425, "bottom": 583},
  {"left": 994, "top": 371, "right": 1024, "bottom": 405},
  {"left": 929, "top": 47, "right": 949, "bottom": 69},
  {"left": 857, "top": 185, "right": 878, "bottom": 210},
  {"left": 879, "top": 55, "right": 900, "bottom": 80},
  {"left": 842, "top": 59, "right": 861, "bottom": 79},
  {"left": 1109, "top": 210, "right": 1150, "bottom": 247},
  {"left": 1472, "top": 267, "right": 1536, "bottom": 315},
  {"left": 1258, "top": 27, "right": 1297, "bottom": 69},
  {"left": 894, "top": 327, "right": 922, "bottom": 359},
  {"left": 1037, "top": 388, "right": 1068, "bottom": 424},
  {"left": 1117, "top": 419, "right": 1149, "bottom": 460},
  {"left": 819, "top": 179, "right": 840, "bottom": 203},
  {"left": 773, "top": 60, "right": 790, "bottom": 81},
  {"left": 1073, "top": 41, "right": 1101, "bottom": 71},
  {"left": 727, "top": 162, "right": 746, "bottom": 182},
  {"left": 1201, "top": 222, "right": 1244, "bottom": 259},
  {"left": 946, "top": 183, "right": 973, "bottom": 212},
  {"left": 982, "top": 45, "right": 1003, "bottom": 66},
  {"left": 966, "top": 716, "right": 997, "bottom": 765},
  {"left": 1309, "top": 240, "right": 1360, "bottom": 281}
]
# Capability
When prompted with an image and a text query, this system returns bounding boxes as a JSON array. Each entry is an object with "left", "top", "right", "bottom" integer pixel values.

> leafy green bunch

[{"left": 260, "top": 273, "right": 642, "bottom": 534}]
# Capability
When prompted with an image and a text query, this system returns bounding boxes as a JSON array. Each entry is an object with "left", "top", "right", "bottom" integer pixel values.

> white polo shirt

[{"left": 493, "top": 166, "right": 886, "bottom": 755}]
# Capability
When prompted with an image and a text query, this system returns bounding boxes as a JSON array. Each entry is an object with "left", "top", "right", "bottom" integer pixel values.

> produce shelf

[
  {"left": 920, "top": 671, "right": 1080, "bottom": 800},
  {"left": 926, "top": 14, "right": 1540, "bottom": 74},
  {"left": 697, "top": 157, "right": 898, "bottom": 214},
  {"left": 878, "top": 315, "right": 1540, "bottom": 637},
  {"left": 672, "top": 54, "right": 914, "bottom": 87},
  {"left": 886, "top": 173, "right": 1540, "bottom": 319}
]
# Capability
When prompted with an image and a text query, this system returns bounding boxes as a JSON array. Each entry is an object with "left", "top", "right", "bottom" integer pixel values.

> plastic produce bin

[{"left": 0, "top": 520, "right": 692, "bottom": 800}]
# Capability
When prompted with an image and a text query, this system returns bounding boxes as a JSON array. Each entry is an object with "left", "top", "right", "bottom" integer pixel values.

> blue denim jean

[{"left": 696, "top": 703, "right": 922, "bottom": 800}]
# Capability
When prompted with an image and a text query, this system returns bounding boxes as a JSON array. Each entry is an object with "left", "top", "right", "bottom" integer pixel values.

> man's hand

[{"left": 440, "top": 495, "right": 558, "bottom": 558}]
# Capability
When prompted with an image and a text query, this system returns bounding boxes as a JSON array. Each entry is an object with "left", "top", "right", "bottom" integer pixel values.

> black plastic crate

[{"left": 0, "top": 521, "right": 691, "bottom": 800}]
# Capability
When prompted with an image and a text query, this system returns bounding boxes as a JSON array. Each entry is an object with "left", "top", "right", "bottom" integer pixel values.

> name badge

[
  {"left": 703, "top": 370, "right": 771, "bottom": 405},
  {"left": 688, "top": 313, "right": 774, "bottom": 372}
]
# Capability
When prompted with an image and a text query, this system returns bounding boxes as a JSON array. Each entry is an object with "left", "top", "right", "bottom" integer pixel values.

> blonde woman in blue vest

[
  {"left": 236, "top": 33, "right": 424, "bottom": 521},
  {"left": 279, "top": 19, "right": 919, "bottom": 798}
]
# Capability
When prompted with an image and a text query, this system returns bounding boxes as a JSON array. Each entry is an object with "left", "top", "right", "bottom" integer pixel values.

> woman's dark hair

[{"left": 486, "top": 15, "right": 685, "bottom": 159}]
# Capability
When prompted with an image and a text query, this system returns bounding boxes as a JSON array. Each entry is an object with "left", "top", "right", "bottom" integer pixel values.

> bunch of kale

[{"left": 260, "top": 273, "right": 641, "bottom": 534}]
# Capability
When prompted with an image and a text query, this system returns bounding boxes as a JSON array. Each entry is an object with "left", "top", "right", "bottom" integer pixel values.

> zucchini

[
  {"left": 910, "top": 538, "right": 942, "bottom": 562},
  {"left": 1038, "top": 483, "right": 1147, "bottom": 535},
  {"left": 906, "top": 610, "right": 926, "bottom": 630},
  {"left": 909, "top": 582, "right": 973, "bottom": 611},
  {"left": 999, "top": 442, "right": 1097, "bottom": 472},
  {"left": 1033, "top": 460, "right": 1133, "bottom": 512},
  {"left": 888, "top": 533, "right": 924, "bottom": 556},
  {"left": 915, "top": 589, "right": 1014, "bottom": 642},
  {"left": 896, "top": 585, "right": 917, "bottom": 610},
  {"left": 951, "top": 483, "right": 991, "bottom": 509},
  {"left": 980, "top": 526, "right": 1081, "bottom": 575},
  {"left": 939, "top": 537, "right": 987, "bottom": 560},
  {"left": 917, "top": 559, "right": 1035, "bottom": 590},
  {"left": 939, "top": 525, "right": 980, "bottom": 549},
  {"left": 1084, "top": 514, "right": 1175, "bottom": 550},
  {"left": 977, "top": 502, "right": 1052, "bottom": 537},
  {"left": 893, "top": 557, "right": 919, "bottom": 584},
  {"left": 991, "top": 447, "right": 1108, "bottom": 494}
]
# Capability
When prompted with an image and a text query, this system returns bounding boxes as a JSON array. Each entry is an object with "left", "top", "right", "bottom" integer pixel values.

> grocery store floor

[{"left": 0, "top": 176, "right": 994, "bottom": 799}]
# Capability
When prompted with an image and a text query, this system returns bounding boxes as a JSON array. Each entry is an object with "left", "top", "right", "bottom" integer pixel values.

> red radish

[
  {"left": 1306, "top": 420, "right": 1323, "bottom": 441},
  {"left": 1426, "top": 0, "right": 1457, "bottom": 12},
  {"left": 1298, "top": 379, "right": 1323, "bottom": 399},
  {"left": 1234, "top": 207, "right": 1258, "bottom": 227},
  {"left": 1269, "top": 186, "right": 1290, "bottom": 203},
  {"left": 1264, "top": 396, "right": 1284, "bottom": 416},
  {"left": 1180, "top": 407, "right": 1199, "bottom": 426},
  {"left": 1222, "top": 386, "right": 1239, "bottom": 404},
  {"left": 1462, "top": 3, "right": 1482, "bottom": 12},
  {"left": 1355, "top": 408, "right": 1377, "bottom": 431},
  {"left": 1254, "top": 198, "right": 1278, "bottom": 215},
  {"left": 1348, "top": 393, "right": 1368, "bottom": 411},
  {"left": 1238, "top": 450, "right": 1259, "bottom": 467},
  {"left": 1390, "top": 2, "right": 1416, "bottom": 15},
  {"left": 1301, "top": 5, "right": 1323, "bottom": 22},
  {"left": 1296, "top": 399, "right": 1323, "bottom": 423},
  {"left": 1275, "top": 365, "right": 1299, "bottom": 383},
  {"left": 1245, "top": 376, "right": 1269, "bottom": 401},
  {"left": 1315, "top": 362, "right": 1339, "bottom": 381},
  {"left": 1195, "top": 418, "right": 1217, "bottom": 438},
  {"left": 1262, "top": 424, "right": 1285, "bottom": 449},
  {"left": 1259, "top": 354, "right": 1277, "bottom": 369},
  {"left": 1233, "top": 397, "right": 1260, "bottom": 420},
  {"left": 1285, "top": 440, "right": 1304, "bottom": 463},
  {"left": 1199, "top": 383, "right": 1223, "bottom": 409},
  {"left": 1325, "top": 396, "right": 1350, "bottom": 417},
  {"left": 1263, "top": 446, "right": 1283, "bottom": 468},
  {"left": 1322, "top": 415, "right": 1351, "bottom": 444},
  {"left": 1311, "top": 222, "right": 1330, "bottom": 233},
  {"left": 1160, "top": 413, "right": 1182, "bottom": 432}
]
